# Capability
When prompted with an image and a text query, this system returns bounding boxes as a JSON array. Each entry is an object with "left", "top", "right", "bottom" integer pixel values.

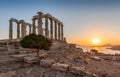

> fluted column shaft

[
  {"left": 58, "top": 23, "right": 61, "bottom": 40},
  {"left": 54, "top": 21, "right": 57, "bottom": 40},
  {"left": 37, "top": 12, "right": 43, "bottom": 35},
  {"left": 17, "top": 22, "right": 20, "bottom": 39},
  {"left": 21, "top": 21, "right": 26, "bottom": 38},
  {"left": 61, "top": 24, "right": 64, "bottom": 40},
  {"left": 50, "top": 19, "right": 53, "bottom": 39},
  {"left": 45, "top": 16, "right": 49, "bottom": 37},
  {"left": 32, "top": 19, "right": 36, "bottom": 34},
  {"left": 29, "top": 26, "right": 32, "bottom": 34},
  {"left": 9, "top": 20, "right": 13, "bottom": 40}
]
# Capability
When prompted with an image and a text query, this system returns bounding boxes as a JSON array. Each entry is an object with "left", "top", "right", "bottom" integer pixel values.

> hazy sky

[{"left": 0, "top": 0, "right": 120, "bottom": 45}]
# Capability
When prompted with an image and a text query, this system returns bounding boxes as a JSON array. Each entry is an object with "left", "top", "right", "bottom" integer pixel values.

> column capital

[
  {"left": 17, "top": 22, "right": 20, "bottom": 25},
  {"left": 32, "top": 18, "right": 34, "bottom": 20},
  {"left": 37, "top": 12, "right": 43, "bottom": 15},
  {"left": 61, "top": 24, "right": 64, "bottom": 26},
  {"left": 19, "top": 20, "right": 25, "bottom": 23},
  {"left": 49, "top": 17, "right": 53, "bottom": 21},
  {"left": 54, "top": 20, "right": 57, "bottom": 23},
  {"left": 9, "top": 20, "right": 12, "bottom": 22},
  {"left": 58, "top": 22, "right": 61, "bottom": 25},
  {"left": 45, "top": 15, "right": 49, "bottom": 18}
]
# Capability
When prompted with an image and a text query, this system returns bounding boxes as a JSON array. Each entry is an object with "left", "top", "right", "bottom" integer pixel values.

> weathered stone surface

[
  {"left": 73, "top": 56, "right": 88, "bottom": 64},
  {"left": 40, "top": 59, "right": 55, "bottom": 67},
  {"left": 0, "top": 71, "right": 16, "bottom": 77},
  {"left": 69, "top": 66, "right": 85, "bottom": 75},
  {"left": 39, "top": 52, "right": 48, "bottom": 59},
  {"left": 69, "top": 44, "right": 76, "bottom": 48},
  {"left": 52, "top": 63, "right": 69, "bottom": 72},
  {"left": 91, "top": 56, "right": 101, "bottom": 61},
  {"left": 24, "top": 56, "right": 38, "bottom": 63},
  {"left": 85, "top": 72, "right": 99, "bottom": 77}
]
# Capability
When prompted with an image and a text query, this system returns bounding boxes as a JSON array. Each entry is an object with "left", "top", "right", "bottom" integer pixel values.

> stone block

[
  {"left": 24, "top": 56, "right": 38, "bottom": 63},
  {"left": 39, "top": 52, "right": 48, "bottom": 59},
  {"left": 69, "top": 66, "right": 85, "bottom": 75},
  {"left": 91, "top": 56, "right": 101, "bottom": 61},
  {"left": 40, "top": 59, "right": 55, "bottom": 67},
  {"left": 51, "top": 63, "right": 69, "bottom": 72},
  {"left": 85, "top": 72, "right": 99, "bottom": 77}
]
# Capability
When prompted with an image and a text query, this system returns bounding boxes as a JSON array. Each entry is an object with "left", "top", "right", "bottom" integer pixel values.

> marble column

[
  {"left": 21, "top": 20, "right": 26, "bottom": 38},
  {"left": 17, "top": 22, "right": 20, "bottom": 39},
  {"left": 24, "top": 22, "right": 26, "bottom": 37},
  {"left": 61, "top": 24, "right": 64, "bottom": 40},
  {"left": 37, "top": 12, "right": 43, "bottom": 35},
  {"left": 29, "top": 26, "right": 32, "bottom": 34},
  {"left": 45, "top": 16, "right": 49, "bottom": 37},
  {"left": 58, "top": 23, "right": 61, "bottom": 40},
  {"left": 50, "top": 18, "right": 53, "bottom": 39},
  {"left": 32, "top": 19, "right": 36, "bottom": 34},
  {"left": 54, "top": 20, "right": 57, "bottom": 40},
  {"left": 21, "top": 22, "right": 24, "bottom": 38},
  {"left": 9, "top": 20, "right": 13, "bottom": 40}
]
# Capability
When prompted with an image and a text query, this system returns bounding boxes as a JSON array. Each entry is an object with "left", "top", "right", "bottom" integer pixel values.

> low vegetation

[{"left": 20, "top": 33, "right": 52, "bottom": 57}]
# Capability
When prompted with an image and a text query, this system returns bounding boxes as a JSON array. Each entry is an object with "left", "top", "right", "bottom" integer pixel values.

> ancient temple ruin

[{"left": 9, "top": 11, "right": 64, "bottom": 41}]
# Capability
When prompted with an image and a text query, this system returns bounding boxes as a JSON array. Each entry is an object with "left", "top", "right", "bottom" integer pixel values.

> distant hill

[{"left": 110, "top": 45, "right": 120, "bottom": 50}]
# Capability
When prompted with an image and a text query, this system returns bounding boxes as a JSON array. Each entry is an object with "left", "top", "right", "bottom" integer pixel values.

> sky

[{"left": 0, "top": 0, "right": 120, "bottom": 46}]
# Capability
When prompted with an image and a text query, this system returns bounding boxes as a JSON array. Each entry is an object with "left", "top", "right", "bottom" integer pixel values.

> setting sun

[{"left": 92, "top": 38, "right": 100, "bottom": 45}]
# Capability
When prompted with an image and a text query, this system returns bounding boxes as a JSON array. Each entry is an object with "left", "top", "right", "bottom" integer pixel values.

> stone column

[
  {"left": 45, "top": 16, "right": 49, "bottom": 37},
  {"left": 21, "top": 20, "right": 26, "bottom": 38},
  {"left": 50, "top": 18, "right": 53, "bottom": 39},
  {"left": 58, "top": 23, "right": 61, "bottom": 40},
  {"left": 54, "top": 20, "right": 57, "bottom": 40},
  {"left": 17, "top": 22, "right": 20, "bottom": 39},
  {"left": 9, "top": 20, "right": 13, "bottom": 40},
  {"left": 37, "top": 12, "right": 43, "bottom": 35},
  {"left": 24, "top": 22, "right": 26, "bottom": 37},
  {"left": 21, "top": 22, "right": 24, "bottom": 38},
  {"left": 29, "top": 26, "right": 32, "bottom": 34},
  {"left": 61, "top": 24, "right": 64, "bottom": 40},
  {"left": 32, "top": 19, "right": 36, "bottom": 34}
]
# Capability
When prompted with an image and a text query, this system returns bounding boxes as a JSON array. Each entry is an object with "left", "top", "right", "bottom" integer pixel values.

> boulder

[
  {"left": 40, "top": 59, "right": 56, "bottom": 67},
  {"left": 52, "top": 63, "right": 70, "bottom": 72}
]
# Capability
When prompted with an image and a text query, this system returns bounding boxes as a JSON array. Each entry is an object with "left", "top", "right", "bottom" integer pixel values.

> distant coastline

[{"left": 109, "top": 46, "right": 120, "bottom": 50}]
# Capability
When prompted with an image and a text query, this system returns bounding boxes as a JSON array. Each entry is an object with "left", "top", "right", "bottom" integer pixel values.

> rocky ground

[{"left": 0, "top": 41, "right": 120, "bottom": 77}]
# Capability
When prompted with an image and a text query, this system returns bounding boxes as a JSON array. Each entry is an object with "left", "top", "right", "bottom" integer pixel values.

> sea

[{"left": 76, "top": 45, "right": 120, "bottom": 55}]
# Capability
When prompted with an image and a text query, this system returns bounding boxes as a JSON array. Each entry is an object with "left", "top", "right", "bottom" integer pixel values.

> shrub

[{"left": 20, "top": 33, "right": 52, "bottom": 57}]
